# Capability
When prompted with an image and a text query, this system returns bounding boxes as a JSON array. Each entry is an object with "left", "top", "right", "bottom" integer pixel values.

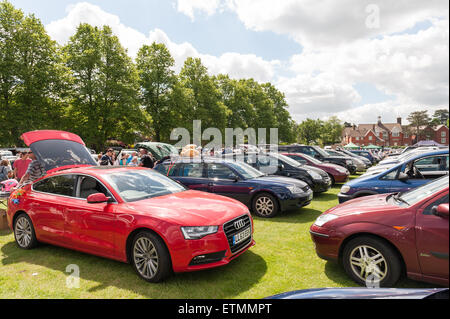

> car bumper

[
  {"left": 309, "top": 224, "right": 343, "bottom": 262},
  {"left": 280, "top": 190, "right": 314, "bottom": 211},
  {"left": 332, "top": 173, "right": 350, "bottom": 184},
  {"left": 170, "top": 219, "right": 255, "bottom": 273},
  {"left": 337, "top": 192, "right": 356, "bottom": 204},
  {"left": 311, "top": 178, "right": 332, "bottom": 193}
]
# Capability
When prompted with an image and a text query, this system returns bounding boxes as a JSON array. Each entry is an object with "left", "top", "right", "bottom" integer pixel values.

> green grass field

[{"left": 0, "top": 177, "right": 434, "bottom": 299}]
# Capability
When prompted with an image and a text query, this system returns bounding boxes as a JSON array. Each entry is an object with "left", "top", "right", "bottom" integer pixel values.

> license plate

[{"left": 233, "top": 227, "right": 251, "bottom": 245}]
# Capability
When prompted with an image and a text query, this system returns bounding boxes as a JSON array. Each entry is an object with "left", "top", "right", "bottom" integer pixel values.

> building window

[
  {"left": 442, "top": 138, "right": 447, "bottom": 144},
  {"left": 369, "top": 135, "right": 373, "bottom": 141},
  {"left": 404, "top": 133, "right": 409, "bottom": 138},
  {"left": 442, "top": 131, "right": 447, "bottom": 137},
  {"left": 392, "top": 132, "right": 399, "bottom": 137}
]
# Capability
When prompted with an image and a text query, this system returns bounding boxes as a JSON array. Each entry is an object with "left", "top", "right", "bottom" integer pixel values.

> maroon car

[
  {"left": 310, "top": 176, "right": 449, "bottom": 287},
  {"left": 282, "top": 153, "right": 349, "bottom": 185}
]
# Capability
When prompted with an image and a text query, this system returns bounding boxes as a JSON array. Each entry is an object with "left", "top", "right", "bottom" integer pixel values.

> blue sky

[{"left": 8, "top": 0, "right": 449, "bottom": 124}]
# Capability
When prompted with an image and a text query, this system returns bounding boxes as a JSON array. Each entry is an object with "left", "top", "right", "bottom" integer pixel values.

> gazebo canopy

[{"left": 343, "top": 142, "right": 360, "bottom": 149}]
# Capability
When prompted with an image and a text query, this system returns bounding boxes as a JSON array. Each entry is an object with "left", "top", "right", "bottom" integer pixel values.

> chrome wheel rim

[
  {"left": 255, "top": 197, "right": 274, "bottom": 216},
  {"left": 133, "top": 237, "right": 159, "bottom": 279},
  {"left": 350, "top": 245, "right": 387, "bottom": 282},
  {"left": 15, "top": 217, "right": 32, "bottom": 248}
]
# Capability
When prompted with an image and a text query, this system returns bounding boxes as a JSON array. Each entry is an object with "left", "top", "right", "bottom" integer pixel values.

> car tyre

[
  {"left": 131, "top": 231, "right": 172, "bottom": 283},
  {"left": 342, "top": 236, "right": 402, "bottom": 287},
  {"left": 14, "top": 213, "right": 38, "bottom": 250},
  {"left": 252, "top": 193, "right": 279, "bottom": 218}
]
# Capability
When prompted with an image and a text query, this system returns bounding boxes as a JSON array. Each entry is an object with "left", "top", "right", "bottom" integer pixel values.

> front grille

[{"left": 223, "top": 214, "right": 252, "bottom": 254}]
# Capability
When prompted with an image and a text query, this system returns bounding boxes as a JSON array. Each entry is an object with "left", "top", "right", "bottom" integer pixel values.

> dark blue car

[
  {"left": 338, "top": 150, "right": 449, "bottom": 203},
  {"left": 154, "top": 158, "right": 313, "bottom": 218}
]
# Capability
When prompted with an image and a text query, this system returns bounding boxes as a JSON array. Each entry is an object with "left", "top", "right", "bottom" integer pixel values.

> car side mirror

[
  {"left": 398, "top": 172, "right": 409, "bottom": 182},
  {"left": 278, "top": 164, "right": 285, "bottom": 171},
  {"left": 87, "top": 193, "right": 110, "bottom": 204},
  {"left": 432, "top": 204, "right": 449, "bottom": 218}
]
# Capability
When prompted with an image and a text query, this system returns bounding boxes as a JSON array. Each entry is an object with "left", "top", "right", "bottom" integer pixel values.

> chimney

[{"left": 397, "top": 117, "right": 402, "bottom": 125}]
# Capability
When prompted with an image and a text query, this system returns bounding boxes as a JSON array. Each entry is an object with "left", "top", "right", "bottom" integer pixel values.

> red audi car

[
  {"left": 282, "top": 153, "right": 350, "bottom": 185},
  {"left": 310, "top": 176, "right": 449, "bottom": 287},
  {"left": 7, "top": 130, "right": 255, "bottom": 282}
]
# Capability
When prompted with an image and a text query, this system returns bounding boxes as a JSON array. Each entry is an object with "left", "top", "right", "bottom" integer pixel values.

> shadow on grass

[
  {"left": 1, "top": 241, "right": 267, "bottom": 298},
  {"left": 323, "top": 260, "right": 440, "bottom": 289},
  {"left": 0, "top": 229, "right": 12, "bottom": 237}
]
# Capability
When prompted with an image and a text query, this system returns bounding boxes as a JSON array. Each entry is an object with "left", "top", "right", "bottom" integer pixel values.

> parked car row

[{"left": 5, "top": 132, "right": 449, "bottom": 289}]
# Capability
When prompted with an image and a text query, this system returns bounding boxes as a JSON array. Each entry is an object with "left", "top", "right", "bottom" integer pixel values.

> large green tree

[
  {"left": 136, "top": 42, "right": 179, "bottom": 142},
  {"left": 407, "top": 110, "right": 431, "bottom": 140},
  {"left": 296, "top": 119, "right": 323, "bottom": 145},
  {"left": 321, "top": 116, "right": 344, "bottom": 145},
  {"left": 179, "top": 58, "right": 230, "bottom": 136},
  {"left": 0, "top": 1, "right": 67, "bottom": 146},
  {"left": 64, "top": 24, "right": 149, "bottom": 150}
]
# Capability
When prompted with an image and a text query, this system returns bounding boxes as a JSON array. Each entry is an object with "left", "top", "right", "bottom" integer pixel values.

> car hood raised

[{"left": 122, "top": 190, "right": 250, "bottom": 226}]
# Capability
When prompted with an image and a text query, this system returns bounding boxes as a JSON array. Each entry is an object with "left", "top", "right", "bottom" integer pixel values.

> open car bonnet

[{"left": 21, "top": 130, "right": 97, "bottom": 173}]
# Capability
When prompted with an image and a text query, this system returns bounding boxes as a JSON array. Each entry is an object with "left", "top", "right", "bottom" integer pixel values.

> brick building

[{"left": 342, "top": 116, "right": 449, "bottom": 147}]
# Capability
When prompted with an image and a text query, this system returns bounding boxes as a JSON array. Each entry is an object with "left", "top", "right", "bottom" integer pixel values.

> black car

[
  {"left": 278, "top": 145, "right": 357, "bottom": 174},
  {"left": 224, "top": 152, "right": 332, "bottom": 193},
  {"left": 155, "top": 157, "right": 313, "bottom": 218}
]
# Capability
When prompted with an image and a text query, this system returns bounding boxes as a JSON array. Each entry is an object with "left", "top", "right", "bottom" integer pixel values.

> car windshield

[
  {"left": 103, "top": 170, "right": 186, "bottom": 202},
  {"left": 314, "top": 147, "right": 332, "bottom": 157},
  {"left": 269, "top": 153, "right": 301, "bottom": 167},
  {"left": 225, "top": 161, "right": 265, "bottom": 179},
  {"left": 299, "top": 153, "right": 322, "bottom": 165},
  {"left": 397, "top": 175, "right": 449, "bottom": 206}
]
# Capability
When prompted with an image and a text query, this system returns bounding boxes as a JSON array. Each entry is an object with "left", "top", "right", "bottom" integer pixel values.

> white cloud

[
  {"left": 45, "top": 2, "right": 278, "bottom": 82},
  {"left": 284, "top": 18, "right": 449, "bottom": 122},
  {"left": 47, "top": 1, "right": 449, "bottom": 125},
  {"left": 176, "top": 0, "right": 222, "bottom": 21},
  {"left": 178, "top": 0, "right": 448, "bottom": 48}
]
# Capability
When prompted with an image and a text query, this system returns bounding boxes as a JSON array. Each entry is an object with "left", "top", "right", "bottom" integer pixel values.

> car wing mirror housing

[
  {"left": 398, "top": 172, "right": 409, "bottom": 182},
  {"left": 432, "top": 204, "right": 449, "bottom": 218},
  {"left": 87, "top": 193, "right": 110, "bottom": 204}
]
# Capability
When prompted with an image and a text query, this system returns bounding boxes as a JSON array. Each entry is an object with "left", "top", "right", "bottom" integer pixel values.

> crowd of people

[
  {"left": 97, "top": 148, "right": 159, "bottom": 169},
  {"left": 0, "top": 150, "right": 43, "bottom": 191},
  {"left": 0, "top": 147, "right": 168, "bottom": 192}
]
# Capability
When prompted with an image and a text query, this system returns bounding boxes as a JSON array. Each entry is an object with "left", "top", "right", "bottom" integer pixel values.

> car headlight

[
  {"left": 308, "top": 170, "right": 322, "bottom": 180},
  {"left": 287, "top": 185, "right": 304, "bottom": 194},
  {"left": 340, "top": 185, "right": 351, "bottom": 194},
  {"left": 314, "top": 214, "right": 339, "bottom": 227},
  {"left": 181, "top": 226, "right": 219, "bottom": 240}
]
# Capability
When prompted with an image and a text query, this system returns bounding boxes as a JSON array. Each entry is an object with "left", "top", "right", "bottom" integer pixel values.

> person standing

[
  {"left": 17, "top": 151, "right": 46, "bottom": 186},
  {"left": 13, "top": 151, "right": 32, "bottom": 181},
  {"left": 100, "top": 149, "right": 114, "bottom": 166},
  {"left": 139, "top": 149, "right": 154, "bottom": 168},
  {"left": 0, "top": 160, "right": 12, "bottom": 182}
]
